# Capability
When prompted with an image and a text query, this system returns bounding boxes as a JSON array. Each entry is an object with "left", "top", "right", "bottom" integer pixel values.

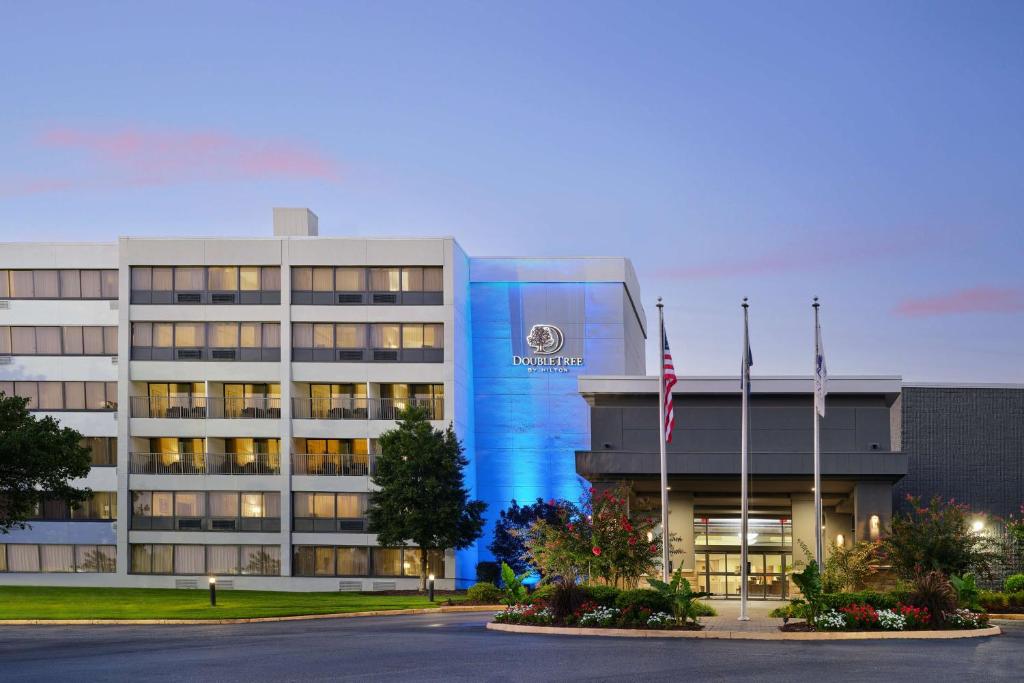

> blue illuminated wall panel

[{"left": 464, "top": 273, "right": 645, "bottom": 569}]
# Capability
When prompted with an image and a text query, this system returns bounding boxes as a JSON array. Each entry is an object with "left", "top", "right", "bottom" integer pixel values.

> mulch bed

[{"left": 779, "top": 621, "right": 815, "bottom": 632}]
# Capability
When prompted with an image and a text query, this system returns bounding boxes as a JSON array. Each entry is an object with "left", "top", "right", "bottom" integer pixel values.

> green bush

[
  {"left": 819, "top": 591, "right": 899, "bottom": 610},
  {"left": 1004, "top": 573, "right": 1024, "bottom": 593},
  {"left": 979, "top": 590, "right": 1008, "bottom": 611},
  {"left": 615, "top": 588, "right": 672, "bottom": 614},
  {"left": 527, "top": 583, "right": 557, "bottom": 604},
  {"left": 692, "top": 600, "right": 717, "bottom": 617},
  {"left": 466, "top": 582, "right": 503, "bottom": 604},
  {"left": 583, "top": 585, "right": 621, "bottom": 607},
  {"left": 770, "top": 601, "right": 810, "bottom": 620},
  {"left": 1012, "top": 591, "right": 1024, "bottom": 608}
]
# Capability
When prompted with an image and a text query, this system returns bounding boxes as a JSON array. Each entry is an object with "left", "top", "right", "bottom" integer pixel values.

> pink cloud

[
  {"left": 1, "top": 125, "right": 340, "bottom": 197},
  {"left": 893, "top": 286, "right": 1024, "bottom": 317}
]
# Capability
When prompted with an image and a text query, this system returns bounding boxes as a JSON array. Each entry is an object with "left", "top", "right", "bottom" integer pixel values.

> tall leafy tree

[
  {"left": 489, "top": 498, "right": 567, "bottom": 574},
  {"left": 368, "top": 405, "right": 486, "bottom": 590},
  {"left": 0, "top": 392, "right": 91, "bottom": 532}
]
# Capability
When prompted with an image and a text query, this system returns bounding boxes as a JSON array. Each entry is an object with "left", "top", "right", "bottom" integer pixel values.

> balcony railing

[
  {"left": 291, "top": 397, "right": 443, "bottom": 420},
  {"left": 129, "top": 452, "right": 281, "bottom": 475},
  {"left": 130, "top": 396, "right": 281, "bottom": 419},
  {"left": 292, "top": 452, "right": 376, "bottom": 476}
]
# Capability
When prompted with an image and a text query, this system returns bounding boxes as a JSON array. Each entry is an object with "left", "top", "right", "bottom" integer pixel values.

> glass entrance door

[{"left": 696, "top": 552, "right": 791, "bottom": 599}]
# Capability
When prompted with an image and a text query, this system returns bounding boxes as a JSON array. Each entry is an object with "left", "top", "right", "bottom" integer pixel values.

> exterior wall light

[
  {"left": 836, "top": 534, "right": 845, "bottom": 546},
  {"left": 869, "top": 515, "right": 880, "bottom": 541},
  {"left": 972, "top": 520, "right": 985, "bottom": 533}
]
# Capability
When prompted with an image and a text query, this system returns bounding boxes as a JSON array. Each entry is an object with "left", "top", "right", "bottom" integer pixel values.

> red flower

[
  {"left": 649, "top": 544, "right": 658, "bottom": 554},
  {"left": 567, "top": 523, "right": 574, "bottom": 532},
  {"left": 592, "top": 546, "right": 602, "bottom": 557},
  {"left": 624, "top": 521, "right": 634, "bottom": 533},
  {"left": 628, "top": 536, "right": 637, "bottom": 546},
  {"left": 547, "top": 498, "right": 555, "bottom": 507},
  {"left": 588, "top": 487, "right": 595, "bottom": 494}
]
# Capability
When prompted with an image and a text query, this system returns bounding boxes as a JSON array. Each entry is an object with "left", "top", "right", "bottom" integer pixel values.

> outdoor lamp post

[
  {"left": 428, "top": 573, "right": 435, "bottom": 602},
  {"left": 209, "top": 576, "right": 217, "bottom": 607}
]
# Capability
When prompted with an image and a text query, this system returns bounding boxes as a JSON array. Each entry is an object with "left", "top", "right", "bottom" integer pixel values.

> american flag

[{"left": 663, "top": 332, "right": 678, "bottom": 443}]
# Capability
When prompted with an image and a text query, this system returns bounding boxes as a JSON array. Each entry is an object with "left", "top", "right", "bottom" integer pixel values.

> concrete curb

[
  {"left": 989, "top": 613, "right": 1024, "bottom": 621},
  {"left": 485, "top": 622, "right": 1002, "bottom": 641},
  {"left": 0, "top": 604, "right": 505, "bottom": 626}
]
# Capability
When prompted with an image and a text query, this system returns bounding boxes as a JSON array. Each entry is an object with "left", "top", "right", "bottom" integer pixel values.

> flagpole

[
  {"left": 657, "top": 297, "right": 670, "bottom": 581},
  {"left": 739, "top": 298, "right": 750, "bottom": 621},
  {"left": 813, "top": 297, "right": 823, "bottom": 567}
]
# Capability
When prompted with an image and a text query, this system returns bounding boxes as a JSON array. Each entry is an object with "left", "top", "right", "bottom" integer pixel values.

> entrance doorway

[
  {"left": 692, "top": 516, "right": 793, "bottom": 600},
  {"left": 695, "top": 552, "right": 791, "bottom": 599}
]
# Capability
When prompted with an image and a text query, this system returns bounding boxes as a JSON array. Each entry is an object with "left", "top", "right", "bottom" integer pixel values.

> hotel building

[
  {"left": 1, "top": 208, "right": 1020, "bottom": 595},
  {"left": 0, "top": 208, "right": 645, "bottom": 590}
]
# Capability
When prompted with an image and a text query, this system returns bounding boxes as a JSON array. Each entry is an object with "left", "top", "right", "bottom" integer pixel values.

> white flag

[{"left": 814, "top": 318, "right": 827, "bottom": 417}]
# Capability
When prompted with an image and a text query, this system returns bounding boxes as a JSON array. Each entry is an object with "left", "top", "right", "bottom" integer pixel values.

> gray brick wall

[{"left": 897, "top": 387, "right": 1024, "bottom": 518}]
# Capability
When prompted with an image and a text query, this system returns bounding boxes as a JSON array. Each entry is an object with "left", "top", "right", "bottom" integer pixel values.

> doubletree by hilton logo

[
  {"left": 513, "top": 323, "right": 583, "bottom": 373},
  {"left": 526, "top": 324, "right": 564, "bottom": 354}
]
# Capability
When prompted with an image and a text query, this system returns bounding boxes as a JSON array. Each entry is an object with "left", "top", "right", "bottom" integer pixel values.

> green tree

[
  {"left": 0, "top": 392, "right": 91, "bottom": 532},
  {"left": 367, "top": 406, "right": 486, "bottom": 591}
]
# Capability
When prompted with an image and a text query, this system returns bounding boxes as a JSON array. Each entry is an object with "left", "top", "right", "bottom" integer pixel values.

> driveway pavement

[{"left": 1, "top": 611, "right": 1020, "bottom": 682}]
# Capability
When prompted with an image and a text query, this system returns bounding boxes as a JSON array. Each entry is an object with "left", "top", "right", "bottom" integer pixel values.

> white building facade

[{"left": 0, "top": 209, "right": 646, "bottom": 590}]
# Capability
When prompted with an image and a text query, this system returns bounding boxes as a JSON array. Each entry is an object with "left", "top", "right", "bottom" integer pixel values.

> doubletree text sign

[{"left": 512, "top": 324, "right": 583, "bottom": 373}]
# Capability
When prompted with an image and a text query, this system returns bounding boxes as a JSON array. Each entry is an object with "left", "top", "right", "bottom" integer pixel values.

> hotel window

[
  {"left": 291, "top": 266, "right": 442, "bottom": 305},
  {"left": 0, "top": 381, "right": 116, "bottom": 411},
  {"left": 133, "top": 491, "right": 280, "bottom": 532},
  {"left": 292, "top": 438, "right": 372, "bottom": 475},
  {"left": 0, "top": 269, "right": 118, "bottom": 299},
  {"left": 285, "top": 322, "right": 447, "bottom": 363},
  {"left": 130, "top": 322, "right": 280, "bottom": 361},
  {"left": 335, "top": 267, "right": 365, "bottom": 291},
  {"left": 27, "top": 492, "right": 117, "bottom": 520},
  {"left": 0, "top": 326, "right": 116, "bottom": 356},
  {"left": 82, "top": 437, "right": 117, "bottom": 466},
  {"left": 0, "top": 544, "right": 116, "bottom": 573},
  {"left": 293, "top": 493, "right": 368, "bottom": 532},
  {"left": 130, "top": 266, "right": 280, "bottom": 304}
]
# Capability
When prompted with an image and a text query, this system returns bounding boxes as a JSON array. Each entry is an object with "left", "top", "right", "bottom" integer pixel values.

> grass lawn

[{"left": 0, "top": 586, "right": 466, "bottom": 620}]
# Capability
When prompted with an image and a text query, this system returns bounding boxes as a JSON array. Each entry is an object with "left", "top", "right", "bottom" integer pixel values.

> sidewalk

[{"left": 700, "top": 599, "right": 788, "bottom": 632}]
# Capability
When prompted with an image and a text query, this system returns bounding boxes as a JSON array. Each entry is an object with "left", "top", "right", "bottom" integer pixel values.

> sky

[{"left": 1, "top": 1, "right": 1022, "bottom": 382}]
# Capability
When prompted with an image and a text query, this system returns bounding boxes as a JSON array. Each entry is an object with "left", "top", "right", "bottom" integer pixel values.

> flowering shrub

[
  {"left": 882, "top": 495, "right": 996, "bottom": 580},
  {"left": 646, "top": 612, "right": 675, "bottom": 629},
  {"left": 577, "top": 606, "right": 621, "bottom": 627},
  {"left": 814, "top": 609, "right": 847, "bottom": 631},
  {"left": 876, "top": 609, "right": 907, "bottom": 631},
  {"left": 895, "top": 603, "right": 931, "bottom": 629},
  {"left": 944, "top": 609, "right": 989, "bottom": 629},
  {"left": 524, "top": 485, "right": 663, "bottom": 588},
  {"left": 839, "top": 603, "right": 878, "bottom": 629},
  {"left": 617, "top": 605, "right": 653, "bottom": 628},
  {"left": 493, "top": 604, "right": 554, "bottom": 626}
]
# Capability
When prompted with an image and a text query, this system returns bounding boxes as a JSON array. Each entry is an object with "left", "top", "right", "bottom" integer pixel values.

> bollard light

[
  {"left": 428, "top": 573, "right": 435, "bottom": 602},
  {"left": 209, "top": 576, "right": 217, "bottom": 607}
]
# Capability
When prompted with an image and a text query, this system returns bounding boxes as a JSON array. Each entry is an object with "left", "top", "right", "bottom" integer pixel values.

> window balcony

[
  {"left": 130, "top": 396, "right": 281, "bottom": 419},
  {"left": 128, "top": 452, "right": 281, "bottom": 475},
  {"left": 292, "top": 452, "right": 376, "bottom": 477},
  {"left": 291, "top": 397, "right": 443, "bottom": 420}
]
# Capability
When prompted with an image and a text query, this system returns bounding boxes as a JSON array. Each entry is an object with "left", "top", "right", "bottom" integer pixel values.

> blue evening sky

[{"left": 1, "top": 1, "right": 1021, "bottom": 382}]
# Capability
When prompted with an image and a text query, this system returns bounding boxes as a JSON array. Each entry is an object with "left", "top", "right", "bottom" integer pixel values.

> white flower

[
  {"left": 646, "top": 612, "right": 674, "bottom": 627},
  {"left": 578, "top": 606, "right": 620, "bottom": 627},
  {"left": 813, "top": 609, "right": 847, "bottom": 631},
  {"left": 877, "top": 609, "right": 907, "bottom": 631}
]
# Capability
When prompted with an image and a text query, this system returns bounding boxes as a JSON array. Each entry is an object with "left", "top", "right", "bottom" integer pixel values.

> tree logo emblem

[{"left": 526, "top": 324, "right": 564, "bottom": 355}]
